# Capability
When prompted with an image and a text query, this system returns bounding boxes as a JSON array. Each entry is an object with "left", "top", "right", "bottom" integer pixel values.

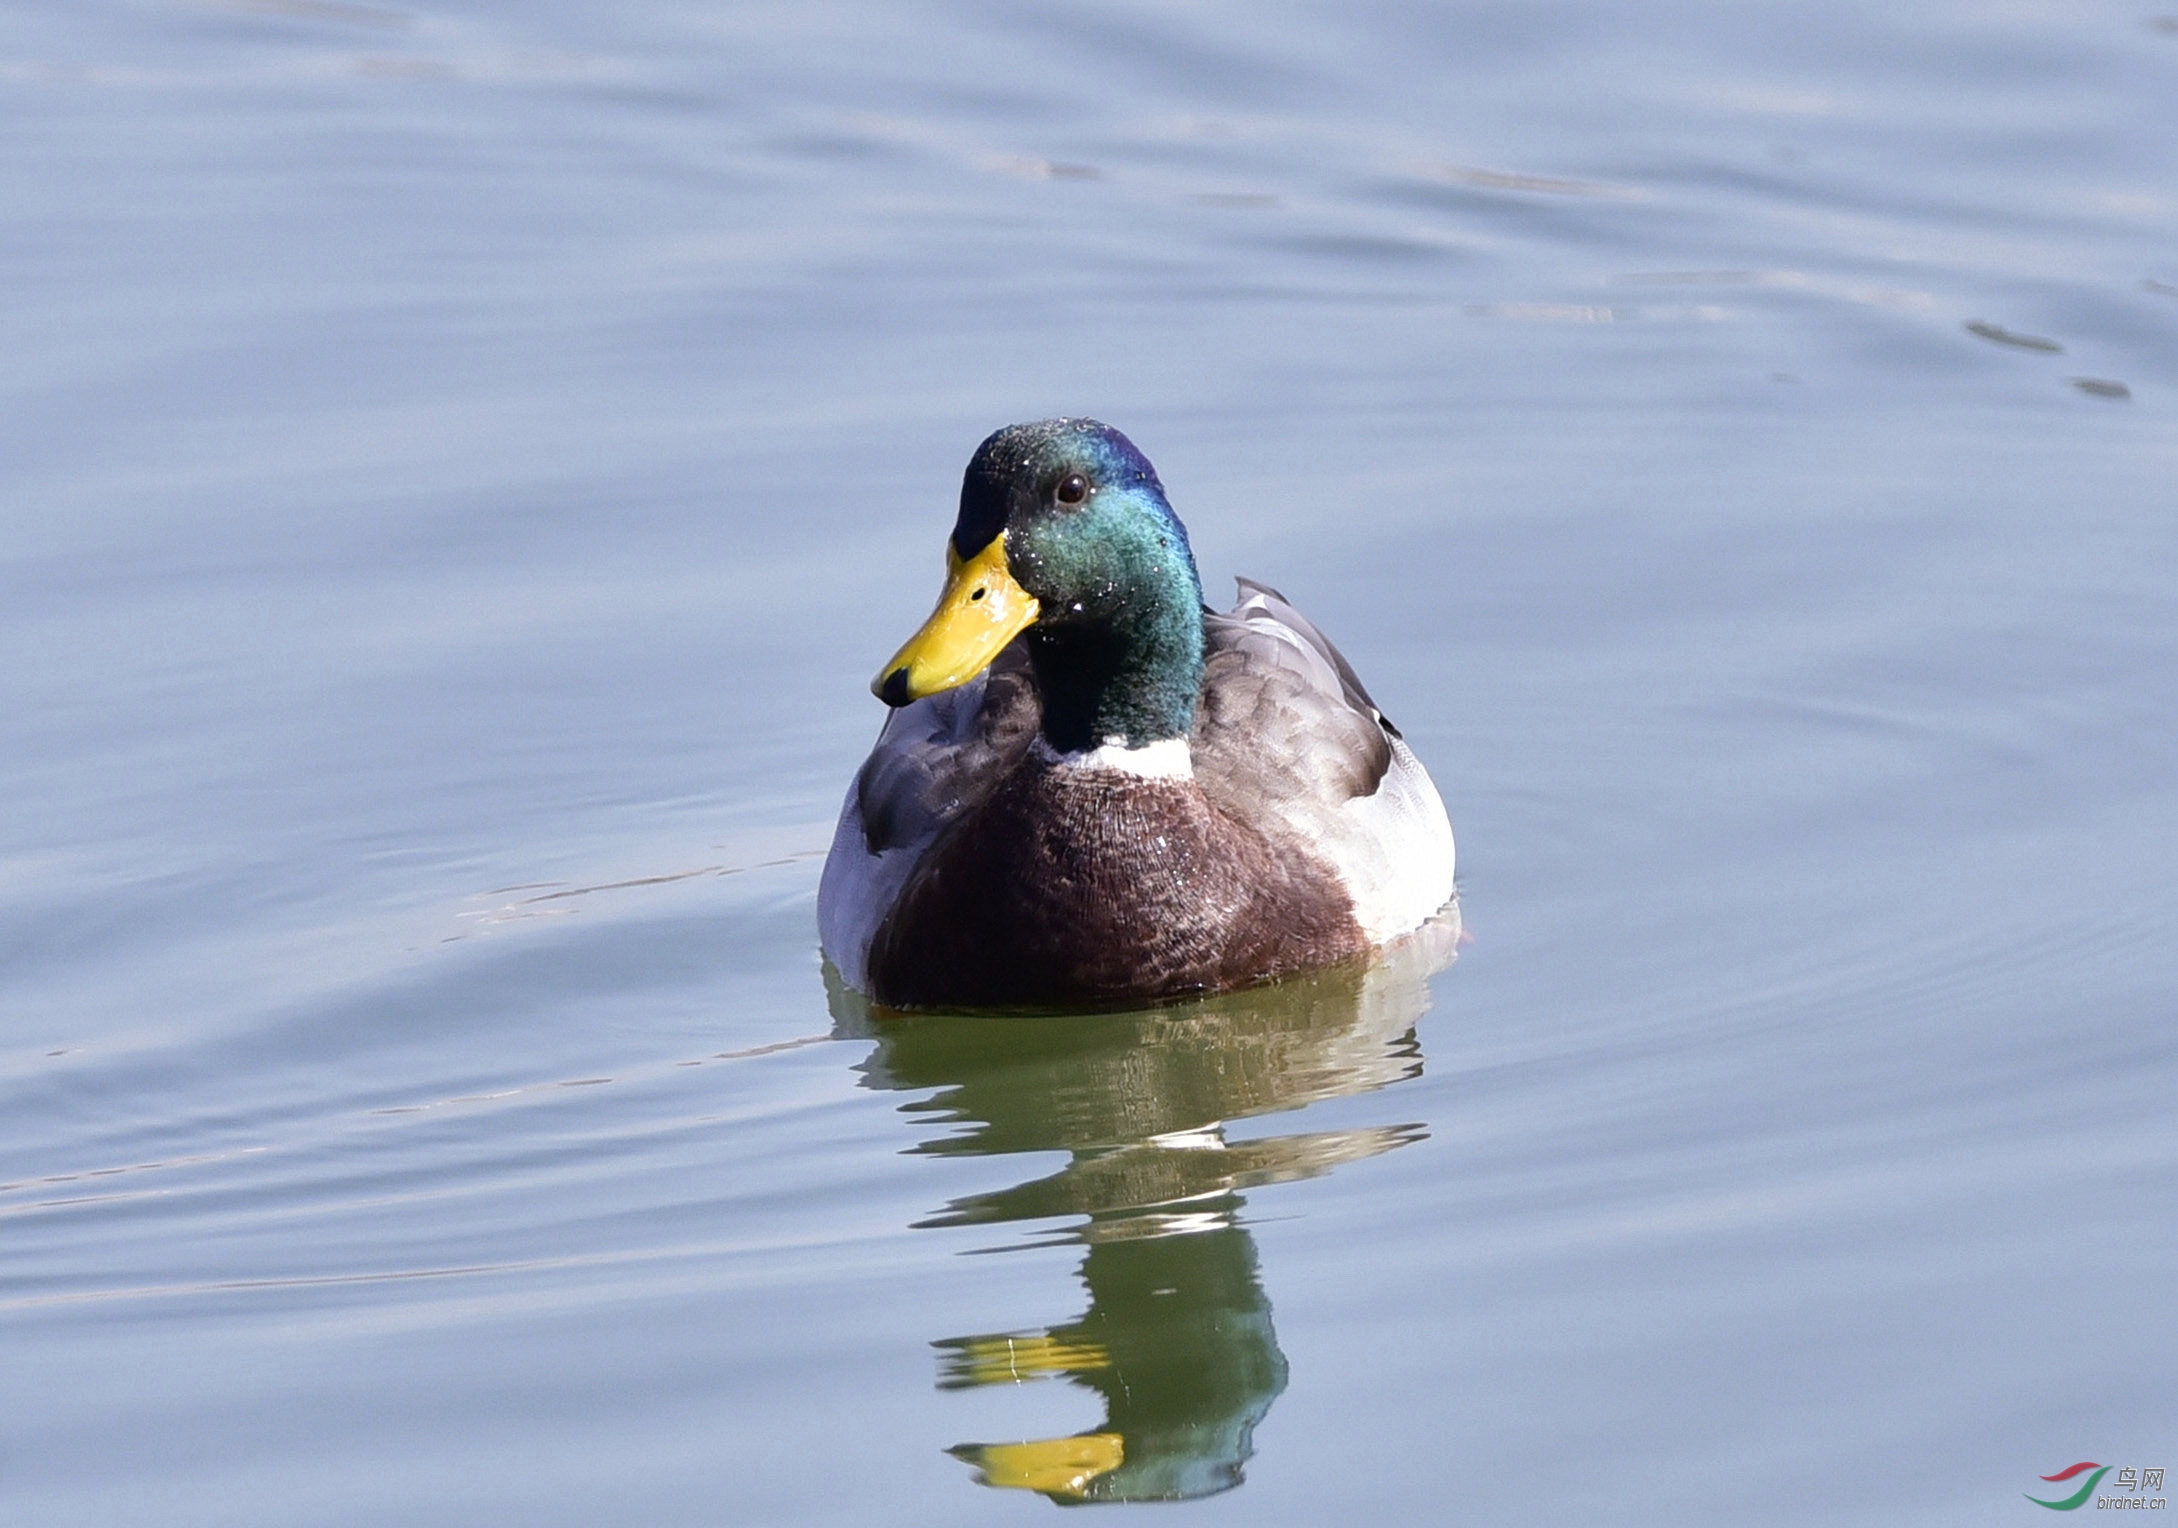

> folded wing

[{"left": 1194, "top": 580, "right": 1455, "bottom": 943}]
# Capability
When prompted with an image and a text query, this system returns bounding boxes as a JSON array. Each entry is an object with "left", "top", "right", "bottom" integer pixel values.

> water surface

[{"left": 4, "top": 2, "right": 2176, "bottom": 1522}]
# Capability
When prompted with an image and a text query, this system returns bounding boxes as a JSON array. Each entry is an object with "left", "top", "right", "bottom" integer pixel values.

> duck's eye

[{"left": 1055, "top": 473, "right": 1089, "bottom": 505}]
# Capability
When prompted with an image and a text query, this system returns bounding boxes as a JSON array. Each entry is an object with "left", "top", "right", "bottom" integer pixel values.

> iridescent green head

[{"left": 874, "top": 419, "right": 1206, "bottom": 752}]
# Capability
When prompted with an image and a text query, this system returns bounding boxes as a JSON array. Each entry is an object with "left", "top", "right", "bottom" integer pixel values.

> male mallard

[{"left": 819, "top": 419, "right": 1455, "bottom": 1009}]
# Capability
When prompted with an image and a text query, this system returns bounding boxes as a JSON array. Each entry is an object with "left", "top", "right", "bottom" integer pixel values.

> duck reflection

[{"left": 827, "top": 913, "right": 1458, "bottom": 1504}]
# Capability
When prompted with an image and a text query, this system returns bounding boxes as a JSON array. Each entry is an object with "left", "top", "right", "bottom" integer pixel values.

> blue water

[{"left": 5, "top": 2, "right": 2176, "bottom": 1522}]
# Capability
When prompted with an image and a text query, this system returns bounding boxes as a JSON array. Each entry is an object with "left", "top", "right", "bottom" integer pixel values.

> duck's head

[{"left": 873, "top": 419, "right": 1205, "bottom": 751}]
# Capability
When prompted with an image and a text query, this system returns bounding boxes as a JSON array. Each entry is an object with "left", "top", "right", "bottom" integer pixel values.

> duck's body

[{"left": 819, "top": 421, "right": 1454, "bottom": 1009}]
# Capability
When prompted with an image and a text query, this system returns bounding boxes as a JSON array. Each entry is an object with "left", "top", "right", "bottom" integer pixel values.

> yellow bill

[{"left": 872, "top": 536, "right": 1040, "bottom": 705}]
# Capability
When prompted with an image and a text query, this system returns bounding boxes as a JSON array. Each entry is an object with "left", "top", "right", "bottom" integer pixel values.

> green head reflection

[
  {"left": 941, "top": 1199, "right": 1287, "bottom": 1502},
  {"left": 828, "top": 912, "right": 1458, "bottom": 1505}
]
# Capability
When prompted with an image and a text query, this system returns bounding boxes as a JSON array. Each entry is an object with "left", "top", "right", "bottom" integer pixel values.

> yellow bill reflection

[{"left": 830, "top": 910, "right": 1461, "bottom": 1504}]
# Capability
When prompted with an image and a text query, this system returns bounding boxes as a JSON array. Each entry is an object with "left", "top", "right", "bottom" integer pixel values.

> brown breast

[{"left": 866, "top": 755, "right": 1366, "bottom": 1009}]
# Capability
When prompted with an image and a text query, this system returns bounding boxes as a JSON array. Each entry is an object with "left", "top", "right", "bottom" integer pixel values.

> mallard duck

[{"left": 819, "top": 419, "right": 1455, "bottom": 1009}]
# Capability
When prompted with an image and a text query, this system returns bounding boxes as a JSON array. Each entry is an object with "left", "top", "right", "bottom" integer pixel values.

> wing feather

[
  {"left": 818, "top": 643, "right": 1038, "bottom": 987},
  {"left": 1193, "top": 580, "right": 1454, "bottom": 943}
]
